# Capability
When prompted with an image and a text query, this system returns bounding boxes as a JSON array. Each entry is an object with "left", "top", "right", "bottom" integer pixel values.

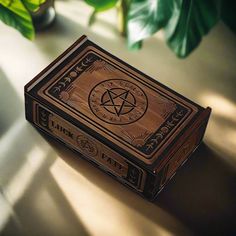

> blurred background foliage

[
  {"left": 0, "top": 0, "right": 235, "bottom": 57},
  {"left": 0, "top": 0, "right": 45, "bottom": 39}
]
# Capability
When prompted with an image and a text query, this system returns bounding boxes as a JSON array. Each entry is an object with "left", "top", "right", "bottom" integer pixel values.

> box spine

[
  {"left": 25, "top": 93, "right": 149, "bottom": 195},
  {"left": 151, "top": 108, "right": 211, "bottom": 199}
]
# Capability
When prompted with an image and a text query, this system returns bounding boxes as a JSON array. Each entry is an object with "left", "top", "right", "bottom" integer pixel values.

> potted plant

[
  {"left": 85, "top": 0, "right": 236, "bottom": 58},
  {"left": 0, "top": 0, "right": 55, "bottom": 40},
  {"left": 1, "top": 0, "right": 235, "bottom": 58}
]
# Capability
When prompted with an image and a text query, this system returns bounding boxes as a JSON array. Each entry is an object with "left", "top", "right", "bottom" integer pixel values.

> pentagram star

[{"left": 100, "top": 89, "right": 136, "bottom": 116}]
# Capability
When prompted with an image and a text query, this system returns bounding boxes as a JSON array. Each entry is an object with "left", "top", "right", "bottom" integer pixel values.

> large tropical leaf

[
  {"left": 127, "top": 0, "right": 172, "bottom": 49},
  {"left": 127, "top": 0, "right": 221, "bottom": 57},
  {"left": 85, "top": 0, "right": 118, "bottom": 12},
  {"left": 221, "top": 0, "right": 236, "bottom": 33},
  {"left": 0, "top": 1, "right": 35, "bottom": 39},
  {"left": 165, "top": 0, "right": 221, "bottom": 57}
]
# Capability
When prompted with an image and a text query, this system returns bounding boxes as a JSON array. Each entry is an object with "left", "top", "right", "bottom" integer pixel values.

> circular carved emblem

[
  {"left": 77, "top": 135, "right": 98, "bottom": 157},
  {"left": 89, "top": 79, "right": 148, "bottom": 125}
]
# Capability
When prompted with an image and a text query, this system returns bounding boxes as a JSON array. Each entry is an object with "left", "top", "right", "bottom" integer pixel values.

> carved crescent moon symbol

[
  {"left": 85, "top": 57, "right": 92, "bottom": 63},
  {"left": 176, "top": 111, "right": 184, "bottom": 116},
  {"left": 41, "top": 116, "right": 47, "bottom": 122},
  {"left": 41, "top": 111, "right": 46, "bottom": 117},
  {"left": 81, "top": 62, "right": 87, "bottom": 67},
  {"left": 53, "top": 86, "right": 61, "bottom": 93},
  {"left": 167, "top": 121, "right": 175, "bottom": 127},
  {"left": 146, "top": 143, "right": 154, "bottom": 150},
  {"left": 76, "top": 66, "right": 83, "bottom": 72},
  {"left": 171, "top": 115, "right": 179, "bottom": 122},
  {"left": 151, "top": 139, "right": 158, "bottom": 144},
  {"left": 41, "top": 122, "right": 47, "bottom": 127},
  {"left": 64, "top": 77, "right": 71, "bottom": 83},
  {"left": 59, "top": 82, "right": 66, "bottom": 87},
  {"left": 156, "top": 133, "right": 163, "bottom": 139}
]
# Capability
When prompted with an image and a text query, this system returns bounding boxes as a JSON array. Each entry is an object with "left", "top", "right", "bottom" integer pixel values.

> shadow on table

[
  {"left": 38, "top": 13, "right": 236, "bottom": 235},
  {"left": 1, "top": 8, "right": 235, "bottom": 235},
  {"left": 0, "top": 69, "right": 89, "bottom": 236},
  {"left": 0, "top": 69, "right": 22, "bottom": 138},
  {"left": 1, "top": 148, "right": 90, "bottom": 236},
  {"left": 45, "top": 132, "right": 236, "bottom": 236},
  {"left": 156, "top": 144, "right": 236, "bottom": 236},
  {"left": 41, "top": 134, "right": 190, "bottom": 235}
]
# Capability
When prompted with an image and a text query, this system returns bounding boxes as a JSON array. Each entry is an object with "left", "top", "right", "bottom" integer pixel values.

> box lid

[{"left": 25, "top": 35, "right": 204, "bottom": 171}]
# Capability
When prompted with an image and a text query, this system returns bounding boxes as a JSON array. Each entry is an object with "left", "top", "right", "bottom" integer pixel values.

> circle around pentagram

[
  {"left": 88, "top": 79, "right": 148, "bottom": 125},
  {"left": 76, "top": 135, "right": 98, "bottom": 157}
]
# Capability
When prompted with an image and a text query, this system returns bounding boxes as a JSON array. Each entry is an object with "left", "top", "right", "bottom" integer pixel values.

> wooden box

[{"left": 25, "top": 35, "right": 211, "bottom": 200}]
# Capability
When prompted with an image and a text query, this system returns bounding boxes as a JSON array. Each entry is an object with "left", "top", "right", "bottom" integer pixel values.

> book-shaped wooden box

[{"left": 25, "top": 35, "right": 211, "bottom": 200}]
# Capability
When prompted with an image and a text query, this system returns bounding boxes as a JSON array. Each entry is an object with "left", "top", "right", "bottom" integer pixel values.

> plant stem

[
  {"left": 88, "top": 9, "right": 96, "bottom": 26},
  {"left": 117, "top": 0, "right": 130, "bottom": 36}
]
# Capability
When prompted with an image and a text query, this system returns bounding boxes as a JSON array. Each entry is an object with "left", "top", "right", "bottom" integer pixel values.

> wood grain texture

[
  {"left": 37, "top": 44, "right": 200, "bottom": 165},
  {"left": 25, "top": 35, "right": 211, "bottom": 199}
]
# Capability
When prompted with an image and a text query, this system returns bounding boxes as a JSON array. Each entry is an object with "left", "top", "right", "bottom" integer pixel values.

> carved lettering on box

[{"left": 34, "top": 103, "right": 146, "bottom": 191}]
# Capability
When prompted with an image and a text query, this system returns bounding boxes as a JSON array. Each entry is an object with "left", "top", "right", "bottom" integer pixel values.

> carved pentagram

[
  {"left": 100, "top": 88, "right": 136, "bottom": 117},
  {"left": 89, "top": 79, "right": 148, "bottom": 125},
  {"left": 77, "top": 135, "right": 98, "bottom": 157}
]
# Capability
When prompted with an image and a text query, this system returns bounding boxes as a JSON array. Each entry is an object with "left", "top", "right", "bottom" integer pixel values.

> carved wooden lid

[{"left": 26, "top": 36, "right": 202, "bottom": 170}]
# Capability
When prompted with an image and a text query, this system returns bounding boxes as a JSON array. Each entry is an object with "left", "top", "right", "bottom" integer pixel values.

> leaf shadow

[{"left": 0, "top": 69, "right": 90, "bottom": 236}]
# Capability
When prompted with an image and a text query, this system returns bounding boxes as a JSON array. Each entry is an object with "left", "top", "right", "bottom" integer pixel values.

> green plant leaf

[
  {"left": 0, "top": 1, "right": 35, "bottom": 39},
  {"left": 221, "top": 0, "right": 236, "bottom": 33},
  {"left": 84, "top": 0, "right": 118, "bottom": 12},
  {"left": 127, "top": 0, "right": 172, "bottom": 47},
  {"left": 165, "top": 0, "right": 221, "bottom": 58},
  {"left": 21, "top": 0, "right": 46, "bottom": 12},
  {"left": 117, "top": 0, "right": 131, "bottom": 36},
  {"left": 127, "top": 0, "right": 221, "bottom": 58}
]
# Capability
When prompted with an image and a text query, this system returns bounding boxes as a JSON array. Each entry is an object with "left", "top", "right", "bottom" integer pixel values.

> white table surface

[{"left": 0, "top": 1, "right": 236, "bottom": 235}]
